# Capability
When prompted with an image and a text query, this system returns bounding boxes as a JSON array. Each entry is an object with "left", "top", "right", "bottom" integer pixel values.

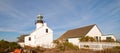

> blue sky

[{"left": 0, "top": 0, "right": 120, "bottom": 41}]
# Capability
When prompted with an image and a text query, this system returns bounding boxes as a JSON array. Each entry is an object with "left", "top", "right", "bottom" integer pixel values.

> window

[
  {"left": 106, "top": 37, "right": 114, "bottom": 42},
  {"left": 46, "top": 29, "right": 48, "bottom": 33},
  {"left": 106, "top": 37, "right": 111, "bottom": 40},
  {"left": 66, "top": 39, "right": 68, "bottom": 42},
  {"left": 99, "top": 37, "right": 101, "bottom": 41},
  {"left": 95, "top": 36, "right": 98, "bottom": 41},
  {"left": 29, "top": 37, "right": 31, "bottom": 41}
]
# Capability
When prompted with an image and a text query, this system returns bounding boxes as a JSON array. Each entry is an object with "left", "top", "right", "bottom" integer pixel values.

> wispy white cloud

[
  {"left": 0, "top": 1, "right": 35, "bottom": 33},
  {"left": 41, "top": 0, "right": 93, "bottom": 30},
  {"left": 0, "top": 27, "right": 31, "bottom": 34},
  {"left": 47, "top": 0, "right": 120, "bottom": 40},
  {"left": 0, "top": 0, "right": 120, "bottom": 41},
  {"left": 0, "top": 28, "right": 17, "bottom": 32},
  {"left": 0, "top": 1, "right": 28, "bottom": 19}
]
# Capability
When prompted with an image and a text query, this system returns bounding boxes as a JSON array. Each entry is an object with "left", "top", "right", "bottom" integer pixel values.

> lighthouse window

[
  {"left": 29, "top": 37, "right": 31, "bottom": 41},
  {"left": 46, "top": 29, "right": 48, "bottom": 33}
]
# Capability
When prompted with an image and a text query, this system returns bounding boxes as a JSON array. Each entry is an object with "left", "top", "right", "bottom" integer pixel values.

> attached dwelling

[
  {"left": 57, "top": 24, "right": 118, "bottom": 50},
  {"left": 58, "top": 24, "right": 116, "bottom": 42},
  {"left": 24, "top": 15, "right": 54, "bottom": 48},
  {"left": 101, "top": 34, "right": 116, "bottom": 41}
]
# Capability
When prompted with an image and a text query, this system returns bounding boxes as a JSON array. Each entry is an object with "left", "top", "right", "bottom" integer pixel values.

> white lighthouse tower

[
  {"left": 35, "top": 14, "right": 44, "bottom": 29},
  {"left": 25, "top": 14, "right": 53, "bottom": 48}
]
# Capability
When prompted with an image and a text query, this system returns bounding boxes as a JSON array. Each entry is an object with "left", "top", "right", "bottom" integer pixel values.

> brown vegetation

[
  {"left": 1, "top": 39, "right": 119, "bottom": 53},
  {"left": 23, "top": 46, "right": 120, "bottom": 53},
  {"left": 101, "top": 38, "right": 115, "bottom": 42},
  {"left": 23, "top": 40, "right": 120, "bottom": 53},
  {"left": 0, "top": 40, "right": 20, "bottom": 53},
  {"left": 79, "top": 36, "right": 96, "bottom": 42}
]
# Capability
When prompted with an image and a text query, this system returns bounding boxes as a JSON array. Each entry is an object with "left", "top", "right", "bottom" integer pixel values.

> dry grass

[
  {"left": 24, "top": 45, "right": 120, "bottom": 53},
  {"left": 28, "top": 48, "right": 120, "bottom": 53},
  {"left": 40, "top": 48, "right": 97, "bottom": 53}
]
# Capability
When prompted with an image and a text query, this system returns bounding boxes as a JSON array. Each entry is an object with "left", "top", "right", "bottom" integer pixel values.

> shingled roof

[{"left": 57, "top": 24, "right": 96, "bottom": 40}]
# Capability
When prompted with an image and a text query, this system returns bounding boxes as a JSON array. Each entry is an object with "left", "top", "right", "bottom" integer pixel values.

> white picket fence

[{"left": 75, "top": 42, "right": 120, "bottom": 50}]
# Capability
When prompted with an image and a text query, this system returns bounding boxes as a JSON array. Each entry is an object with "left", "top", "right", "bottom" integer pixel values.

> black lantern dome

[{"left": 35, "top": 14, "right": 44, "bottom": 24}]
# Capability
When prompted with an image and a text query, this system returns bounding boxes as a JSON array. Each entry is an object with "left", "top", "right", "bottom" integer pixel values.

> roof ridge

[
  {"left": 57, "top": 24, "right": 96, "bottom": 40},
  {"left": 69, "top": 24, "right": 96, "bottom": 31}
]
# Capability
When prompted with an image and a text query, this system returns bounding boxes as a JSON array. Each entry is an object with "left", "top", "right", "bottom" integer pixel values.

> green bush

[
  {"left": 0, "top": 40, "right": 20, "bottom": 53},
  {"left": 113, "top": 46, "right": 120, "bottom": 49},
  {"left": 79, "top": 36, "right": 96, "bottom": 42},
  {"left": 84, "top": 45, "right": 89, "bottom": 48},
  {"left": 53, "top": 40, "right": 59, "bottom": 44},
  {"left": 63, "top": 42, "right": 79, "bottom": 50},
  {"left": 55, "top": 41, "right": 79, "bottom": 51},
  {"left": 101, "top": 39, "right": 115, "bottom": 42}
]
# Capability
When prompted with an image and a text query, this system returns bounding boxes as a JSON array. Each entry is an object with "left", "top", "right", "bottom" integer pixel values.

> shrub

[
  {"left": 79, "top": 36, "right": 96, "bottom": 42},
  {"left": 63, "top": 42, "right": 79, "bottom": 50},
  {"left": 101, "top": 38, "right": 115, "bottom": 42},
  {"left": 113, "top": 46, "right": 120, "bottom": 49},
  {"left": 55, "top": 41, "right": 79, "bottom": 51},
  {"left": 53, "top": 40, "right": 59, "bottom": 44},
  {"left": 84, "top": 45, "right": 89, "bottom": 48},
  {"left": 0, "top": 40, "right": 20, "bottom": 53}
]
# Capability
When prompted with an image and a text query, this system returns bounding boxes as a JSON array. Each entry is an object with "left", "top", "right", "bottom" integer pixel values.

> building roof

[{"left": 57, "top": 24, "right": 96, "bottom": 40}]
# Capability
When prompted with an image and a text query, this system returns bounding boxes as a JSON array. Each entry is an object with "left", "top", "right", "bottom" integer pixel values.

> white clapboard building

[
  {"left": 58, "top": 24, "right": 118, "bottom": 50},
  {"left": 58, "top": 24, "right": 116, "bottom": 42},
  {"left": 24, "top": 15, "right": 53, "bottom": 48}
]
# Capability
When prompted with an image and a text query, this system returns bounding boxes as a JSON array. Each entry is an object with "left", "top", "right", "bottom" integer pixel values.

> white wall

[
  {"left": 68, "top": 38, "right": 79, "bottom": 45},
  {"left": 36, "top": 23, "right": 43, "bottom": 29},
  {"left": 86, "top": 25, "right": 102, "bottom": 37},
  {"left": 68, "top": 38, "right": 119, "bottom": 50},
  {"left": 25, "top": 35, "right": 35, "bottom": 46},
  {"left": 18, "top": 42, "right": 25, "bottom": 47},
  {"left": 101, "top": 35, "right": 116, "bottom": 41},
  {"left": 25, "top": 23, "right": 53, "bottom": 48}
]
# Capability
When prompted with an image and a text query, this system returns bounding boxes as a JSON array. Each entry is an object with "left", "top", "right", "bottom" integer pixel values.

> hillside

[
  {"left": 23, "top": 42, "right": 120, "bottom": 53},
  {"left": 23, "top": 46, "right": 120, "bottom": 53}
]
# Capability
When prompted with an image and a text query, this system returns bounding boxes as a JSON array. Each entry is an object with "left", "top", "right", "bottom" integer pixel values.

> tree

[
  {"left": 17, "top": 34, "right": 28, "bottom": 42},
  {"left": 0, "top": 40, "right": 20, "bottom": 53},
  {"left": 79, "top": 36, "right": 95, "bottom": 42}
]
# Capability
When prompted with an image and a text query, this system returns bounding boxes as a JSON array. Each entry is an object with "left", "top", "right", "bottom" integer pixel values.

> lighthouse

[
  {"left": 24, "top": 14, "right": 53, "bottom": 48},
  {"left": 35, "top": 14, "right": 44, "bottom": 29}
]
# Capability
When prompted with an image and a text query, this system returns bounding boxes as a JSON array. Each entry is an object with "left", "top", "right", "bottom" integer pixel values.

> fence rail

[{"left": 76, "top": 42, "right": 120, "bottom": 50}]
